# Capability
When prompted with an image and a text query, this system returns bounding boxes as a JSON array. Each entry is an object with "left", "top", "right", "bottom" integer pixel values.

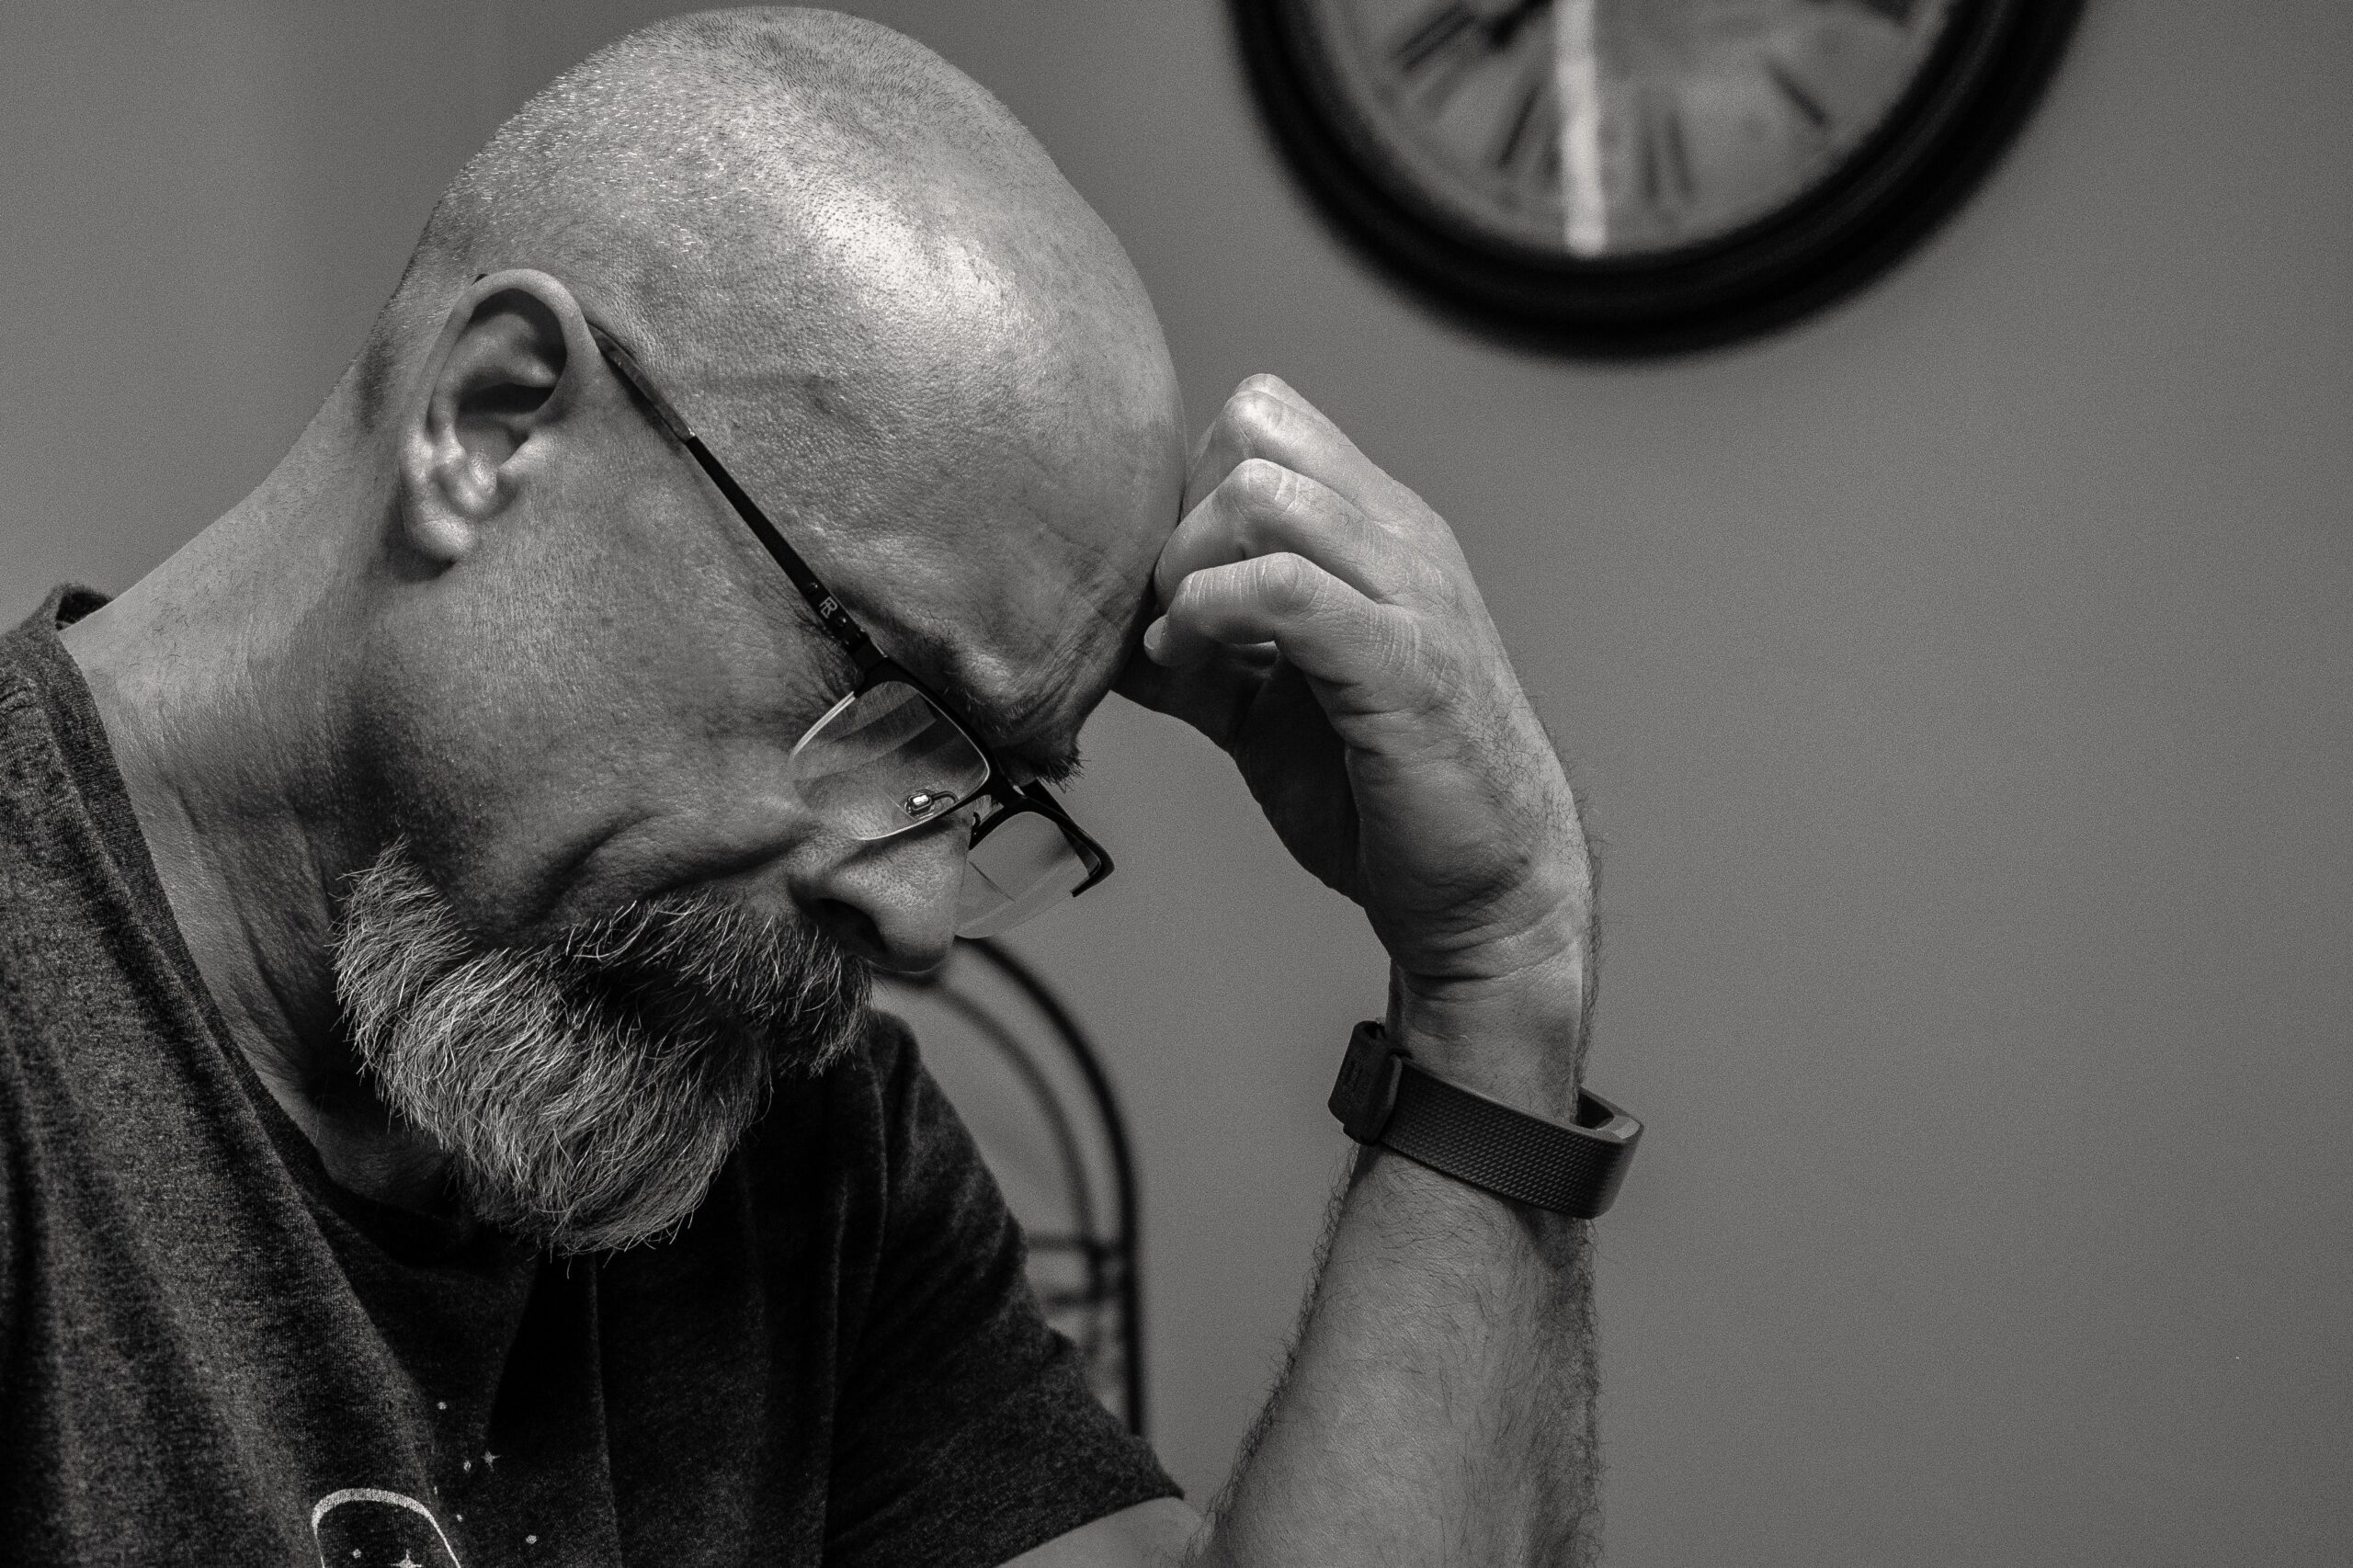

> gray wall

[{"left": 5, "top": 3, "right": 2347, "bottom": 1562}]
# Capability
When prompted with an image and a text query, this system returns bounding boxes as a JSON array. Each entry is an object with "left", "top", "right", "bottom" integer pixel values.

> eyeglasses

[{"left": 587, "top": 323, "right": 1113, "bottom": 937}]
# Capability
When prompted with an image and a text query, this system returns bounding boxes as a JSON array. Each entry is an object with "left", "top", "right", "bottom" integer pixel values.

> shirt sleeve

[{"left": 822, "top": 1015, "right": 1178, "bottom": 1568}]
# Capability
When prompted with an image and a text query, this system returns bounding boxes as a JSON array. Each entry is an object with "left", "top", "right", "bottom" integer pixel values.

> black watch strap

[{"left": 1328, "top": 1020, "right": 1641, "bottom": 1219}]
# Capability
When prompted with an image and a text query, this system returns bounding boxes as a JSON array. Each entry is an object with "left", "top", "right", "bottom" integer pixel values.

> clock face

[
  {"left": 1236, "top": 0, "right": 2078, "bottom": 349},
  {"left": 1299, "top": 0, "right": 1963, "bottom": 259}
]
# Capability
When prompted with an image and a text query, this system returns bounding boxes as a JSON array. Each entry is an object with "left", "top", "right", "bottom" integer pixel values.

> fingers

[
  {"left": 1147, "top": 372, "right": 1504, "bottom": 742},
  {"left": 1149, "top": 552, "right": 1418, "bottom": 710},
  {"left": 1155, "top": 374, "right": 1487, "bottom": 670},
  {"left": 1154, "top": 457, "right": 1440, "bottom": 612},
  {"left": 1185, "top": 375, "right": 1412, "bottom": 528}
]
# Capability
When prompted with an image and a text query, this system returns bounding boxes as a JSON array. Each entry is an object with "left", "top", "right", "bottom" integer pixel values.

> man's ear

[{"left": 396, "top": 268, "right": 599, "bottom": 567}]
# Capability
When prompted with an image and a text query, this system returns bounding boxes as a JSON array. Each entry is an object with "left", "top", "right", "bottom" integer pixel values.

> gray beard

[{"left": 331, "top": 840, "right": 870, "bottom": 1255}]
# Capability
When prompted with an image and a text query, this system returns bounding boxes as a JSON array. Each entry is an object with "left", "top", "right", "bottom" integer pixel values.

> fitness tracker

[{"left": 1328, "top": 1020, "right": 1641, "bottom": 1219}]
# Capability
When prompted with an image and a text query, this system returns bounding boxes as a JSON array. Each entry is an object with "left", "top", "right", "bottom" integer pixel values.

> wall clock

[{"left": 1232, "top": 0, "right": 2083, "bottom": 353}]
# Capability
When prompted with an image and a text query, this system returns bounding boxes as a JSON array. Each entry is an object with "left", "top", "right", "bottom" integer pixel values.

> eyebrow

[
  {"left": 922, "top": 658, "right": 1086, "bottom": 789},
  {"left": 796, "top": 599, "right": 1078, "bottom": 787}
]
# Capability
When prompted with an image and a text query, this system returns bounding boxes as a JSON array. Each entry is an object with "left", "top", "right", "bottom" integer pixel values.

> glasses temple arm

[{"left": 588, "top": 325, "right": 881, "bottom": 670}]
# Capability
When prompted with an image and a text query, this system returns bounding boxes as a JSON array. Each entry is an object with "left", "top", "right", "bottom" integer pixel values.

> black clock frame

[{"left": 1231, "top": 0, "right": 2086, "bottom": 356}]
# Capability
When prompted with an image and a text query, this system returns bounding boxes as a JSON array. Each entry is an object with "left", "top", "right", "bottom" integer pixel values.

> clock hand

[{"left": 1555, "top": 0, "right": 1608, "bottom": 255}]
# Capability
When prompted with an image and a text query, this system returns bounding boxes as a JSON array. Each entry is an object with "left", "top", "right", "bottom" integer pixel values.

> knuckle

[
  {"left": 1254, "top": 551, "right": 1321, "bottom": 614},
  {"left": 1224, "top": 386, "right": 1293, "bottom": 445},
  {"left": 1227, "top": 456, "right": 1294, "bottom": 514},
  {"left": 1387, "top": 616, "right": 1443, "bottom": 693},
  {"left": 1170, "top": 560, "right": 1222, "bottom": 606}
]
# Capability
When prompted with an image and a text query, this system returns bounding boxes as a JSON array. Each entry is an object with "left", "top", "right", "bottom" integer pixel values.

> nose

[{"left": 797, "top": 818, "right": 970, "bottom": 975}]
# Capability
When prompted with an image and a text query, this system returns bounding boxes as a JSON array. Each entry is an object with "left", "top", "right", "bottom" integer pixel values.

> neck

[{"left": 59, "top": 398, "right": 454, "bottom": 1211}]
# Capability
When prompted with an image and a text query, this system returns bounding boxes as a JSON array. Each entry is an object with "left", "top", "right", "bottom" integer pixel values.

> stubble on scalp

[{"left": 333, "top": 839, "right": 870, "bottom": 1255}]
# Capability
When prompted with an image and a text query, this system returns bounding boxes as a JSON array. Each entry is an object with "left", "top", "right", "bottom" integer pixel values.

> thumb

[{"left": 1114, "top": 642, "right": 1270, "bottom": 753}]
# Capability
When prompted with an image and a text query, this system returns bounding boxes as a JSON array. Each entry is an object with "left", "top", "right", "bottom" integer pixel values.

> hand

[{"left": 1120, "top": 376, "right": 1595, "bottom": 1098}]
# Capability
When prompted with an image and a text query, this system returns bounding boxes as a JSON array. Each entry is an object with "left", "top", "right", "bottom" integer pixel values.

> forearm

[
  {"left": 1193, "top": 958, "right": 1603, "bottom": 1568},
  {"left": 1195, "top": 1146, "right": 1599, "bottom": 1568}
]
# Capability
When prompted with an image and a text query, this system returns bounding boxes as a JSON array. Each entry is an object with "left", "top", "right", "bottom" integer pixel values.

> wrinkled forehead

[
  {"left": 862, "top": 545, "right": 1152, "bottom": 785},
  {"left": 802, "top": 398, "right": 1178, "bottom": 782}
]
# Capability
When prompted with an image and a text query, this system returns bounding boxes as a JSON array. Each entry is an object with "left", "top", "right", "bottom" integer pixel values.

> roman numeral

[
  {"left": 1490, "top": 75, "right": 1547, "bottom": 171},
  {"left": 1386, "top": 1, "right": 1553, "bottom": 100},
  {"left": 1766, "top": 62, "right": 1830, "bottom": 131},
  {"left": 1391, "top": 3, "right": 1482, "bottom": 74},
  {"left": 1637, "top": 99, "right": 1696, "bottom": 208}
]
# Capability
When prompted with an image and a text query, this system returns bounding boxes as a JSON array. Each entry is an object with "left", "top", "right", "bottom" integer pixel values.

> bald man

[{"left": 0, "top": 9, "right": 1610, "bottom": 1566}]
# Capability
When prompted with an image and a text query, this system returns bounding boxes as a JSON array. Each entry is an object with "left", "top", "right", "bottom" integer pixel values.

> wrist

[
  {"left": 1387, "top": 943, "right": 1590, "bottom": 1118},
  {"left": 1330, "top": 1018, "right": 1641, "bottom": 1220}
]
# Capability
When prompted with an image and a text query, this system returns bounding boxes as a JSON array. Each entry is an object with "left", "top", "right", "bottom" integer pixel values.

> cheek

[{"left": 347, "top": 582, "right": 829, "bottom": 944}]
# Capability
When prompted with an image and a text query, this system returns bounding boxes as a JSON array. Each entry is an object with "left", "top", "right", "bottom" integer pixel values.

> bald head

[
  {"left": 362, "top": 7, "right": 1166, "bottom": 484},
  {"left": 354, "top": 6, "right": 1179, "bottom": 746}
]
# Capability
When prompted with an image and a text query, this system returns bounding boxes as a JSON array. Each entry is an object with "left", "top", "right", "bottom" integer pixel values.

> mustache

[
  {"left": 333, "top": 842, "right": 871, "bottom": 1254},
  {"left": 540, "top": 886, "right": 870, "bottom": 1060}
]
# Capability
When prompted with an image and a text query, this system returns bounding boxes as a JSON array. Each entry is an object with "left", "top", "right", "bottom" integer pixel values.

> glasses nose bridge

[
  {"left": 783, "top": 675, "right": 1105, "bottom": 937},
  {"left": 891, "top": 782, "right": 978, "bottom": 833},
  {"left": 788, "top": 676, "right": 989, "bottom": 840},
  {"left": 898, "top": 791, "right": 992, "bottom": 853}
]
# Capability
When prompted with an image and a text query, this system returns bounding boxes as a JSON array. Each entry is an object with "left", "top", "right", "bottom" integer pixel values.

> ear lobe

[{"left": 396, "top": 270, "right": 594, "bottom": 566}]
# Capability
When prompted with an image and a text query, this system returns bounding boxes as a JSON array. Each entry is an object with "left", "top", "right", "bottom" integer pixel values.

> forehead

[
  {"left": 825, "top": 487, "right": 1163, "bottom": 782},
  {"left": 646, "top": 185, "right": 1187, "bottom": 770}
]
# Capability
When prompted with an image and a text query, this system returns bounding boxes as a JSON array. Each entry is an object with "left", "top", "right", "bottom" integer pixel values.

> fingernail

[{"left": 1142, "top": 617, "right": 1168, "bottom": 662}]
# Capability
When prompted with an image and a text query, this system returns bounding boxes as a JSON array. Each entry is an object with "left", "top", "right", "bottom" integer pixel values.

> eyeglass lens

[
  {"left": 786, "top": 677, "right": 1095, "bottom": 936},
  {"left": 789, "top": 681, "right": 991, "bottom": 842},
  {"left": 958, "top": 810, "right": 1095, "bottom": 937}
]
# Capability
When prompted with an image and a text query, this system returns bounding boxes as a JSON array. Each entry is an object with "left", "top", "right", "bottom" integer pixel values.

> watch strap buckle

[{"left": 1328, "top": 1018, "right": 1405, "bottom": 1142}]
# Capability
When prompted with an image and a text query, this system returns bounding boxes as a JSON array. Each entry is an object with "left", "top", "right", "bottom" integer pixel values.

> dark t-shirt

[{"left": 0, "top": 589, "right": 1175, "bottom": 1566}]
